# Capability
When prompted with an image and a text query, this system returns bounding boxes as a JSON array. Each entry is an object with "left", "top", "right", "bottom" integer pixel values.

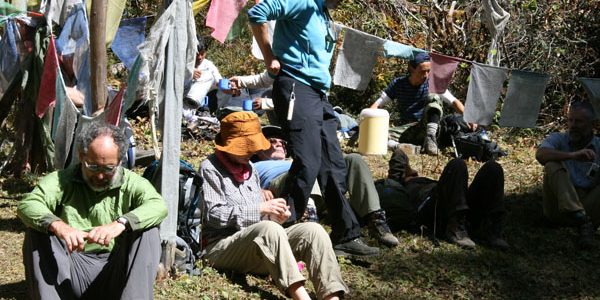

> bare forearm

[
  {"left": 536, "top": 148, "right": 573, "bottom": 165},
  {"left": 251, "top": 23, "right": 275, "bottom": 62},
  {"left": 453, "top": 100, "right": 465, "bottom": 114}
]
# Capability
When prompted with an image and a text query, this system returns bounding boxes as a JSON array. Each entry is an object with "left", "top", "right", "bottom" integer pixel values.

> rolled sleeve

[
  {"left": 440, "top": 89, "right": 457, "bottom": 105},
  {"left": 539, "top": 132, "right": 563, "bottom": 150},
  {"left": 248, "top": 0, "right": 282, "bottom": 24}
]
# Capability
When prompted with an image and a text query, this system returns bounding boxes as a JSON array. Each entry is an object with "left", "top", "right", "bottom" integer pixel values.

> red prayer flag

[
  {"left": 105, "top": 84, "right": 125, "bottom": 126},
  {"left": 428, "top": 52, "right": 461, "bottom": 94},
  {"left": 36, "top": 36, "right": 59, "bottom": 118}
]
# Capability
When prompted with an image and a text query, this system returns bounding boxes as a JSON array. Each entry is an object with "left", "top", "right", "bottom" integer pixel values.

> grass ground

[{"left": 1, "top": 126, "right": 600, "bottom": 299}]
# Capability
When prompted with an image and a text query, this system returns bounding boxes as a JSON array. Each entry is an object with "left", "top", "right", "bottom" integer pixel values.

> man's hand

[
  {"left": 260, "top": 198, "right": 291, "bottom": 224},
  {"left": 49, "top": 220, "right": 88, "bottom": 253},
  {"left": 571, "top": 148, "right": 596, "bottom": 162},
  {"left": 193, "top": 69, "right": 202, "bottom": 80},
  {"left": 261, "top": 189, "right": 274, "bottom": 201},
  {"left": 87, "top": 222, "right": 127, "bottom": 247},
  {"left": 265, "top": 57, "right": 280, "bottom": 76},
  {"left": 468, "top": 123, "right": 478, "bottom": 131}
]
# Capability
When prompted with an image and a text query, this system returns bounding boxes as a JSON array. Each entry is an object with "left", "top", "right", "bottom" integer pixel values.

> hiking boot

[
  {"left": 578, "top": 219, "right": 596, "bottom": 249},
  {"left": 483, "top": 218, "right": 510, "bottom": 251},
  {"left": 486, "top": 235, "right": 510, "bottom": 251},
  {"left": 333, "top": 238, "right": 380, "bottom": 257},
  {"left": 446, "top": 216, "right": 476, "bottom": 249},
  {"left": 368, "top": 210, "right": 399, "bottom": 247},
  {"left": 423, "top": 134, "right": 439, "bottom": 156}
]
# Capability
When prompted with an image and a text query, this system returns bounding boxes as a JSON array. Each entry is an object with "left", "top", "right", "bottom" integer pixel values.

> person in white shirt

[{"left": 183, "top": 36, "right": 223, "bottom": 124}]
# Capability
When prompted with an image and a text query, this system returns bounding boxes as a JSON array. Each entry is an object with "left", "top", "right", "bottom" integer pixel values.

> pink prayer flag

[
  {"left": 36, "top": 36, "right": 59, "bottom": 118},
  {"left": 206, "top": 0, "right": 247, "bottom": 43},
  {"left": 428, "top": 52, "right": 460, "bottom": 94},
  {"left": 105, "top": 84, "right": 125, "bottom": 126}
]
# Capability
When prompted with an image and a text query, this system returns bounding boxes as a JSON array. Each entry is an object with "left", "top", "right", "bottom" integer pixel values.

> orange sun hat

[{"left": 214, "top": 112, "right": 271, "bottom": 156}]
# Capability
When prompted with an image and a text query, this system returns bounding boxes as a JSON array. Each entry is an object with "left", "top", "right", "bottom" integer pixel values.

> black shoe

[
  {"left": 482, "top": 217, "right": 510, "bottom": 251},
  {"left": 446, "top": 216, "right": 476, "bottom": 249},
  {"left": 333, "top": 238, "right": 380, "bottom": 257},
  {"left": 578, "top": 220, "right": 595, "bottom": 249},
  {"left": 368, "top": 210, "right": 399, "bottom": 247}
]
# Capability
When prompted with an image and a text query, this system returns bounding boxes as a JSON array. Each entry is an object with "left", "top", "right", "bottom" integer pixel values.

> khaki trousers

[
  {"left": 269, "top": 154, "right": 381, "bottom": 219},
  {"left": 204, "top": 221, "right": 348, "bottom": 299},
  {"left": 543, "top": 161, "right": 600, "bottom": 224}
]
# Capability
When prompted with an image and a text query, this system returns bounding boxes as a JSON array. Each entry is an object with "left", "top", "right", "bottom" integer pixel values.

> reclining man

[
  {"left": 378, "top": 148, "right": 509, "bottom": 250},
  {"left": 17, "top": 121, "right": 168, "bottom": 299},
  {"left": 254, "top": 125, "right": 400, "bottom": 248},
  {"left": 368, "top": 52, "right": 475, "bottom": 155},
  {"left": 536, "top": 101, "right": 600, "bottom": 248}
]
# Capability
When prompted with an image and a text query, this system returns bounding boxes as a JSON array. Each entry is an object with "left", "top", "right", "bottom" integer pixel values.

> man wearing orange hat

[{"left": 200, "top": 112, "right": 348, "bottom": 300}]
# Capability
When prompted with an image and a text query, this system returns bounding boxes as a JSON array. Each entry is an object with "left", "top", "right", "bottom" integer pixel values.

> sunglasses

[
  {"left": 83, "top": 161, "right": 119, "bottom": 174},
  {"left": 269, "top": 138, "right": 287, "bottom": 147}
]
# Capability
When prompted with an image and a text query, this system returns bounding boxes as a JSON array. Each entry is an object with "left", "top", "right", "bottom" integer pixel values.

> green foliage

[{"left": 189, "top": 0, "right": 598, "bottom": 133}]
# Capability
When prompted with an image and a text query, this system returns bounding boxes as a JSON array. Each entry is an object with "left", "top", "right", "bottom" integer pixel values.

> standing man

[
  {"left": 248, "top": 0, "right": 379, "bottom": 256},
  {"left": 368, "top": 53, "right": 474, "bottom": 155},
  {"left": 536, "top": 101, "right": 600, "bottom": 249},
  {"left": 18, "top": 122, "right": 168, "bottom": 299}
]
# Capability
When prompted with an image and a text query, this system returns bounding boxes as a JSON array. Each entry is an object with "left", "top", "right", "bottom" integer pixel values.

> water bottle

[{"left": 480, "top": 129, "right": 490, "bottom": 141}]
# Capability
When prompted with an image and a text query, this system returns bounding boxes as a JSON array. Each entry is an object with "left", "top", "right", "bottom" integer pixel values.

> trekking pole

[{"left": 451, "top": 135, "right": 459, "bottom": 158}]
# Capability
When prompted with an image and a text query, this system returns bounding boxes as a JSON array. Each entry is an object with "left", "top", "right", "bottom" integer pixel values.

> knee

[
  {"left": 482, "top": 160, "right": 504, "bottom": 177},
  {"left": 253, "top": 221, "right": 287, "bottom": 240},
  {"left": 447, "top": 158, "right": 467, "bottom": 174},
  {"left": 345, "top": 153, "right": 363, "bottom": 166},
  {"left": 299, "top": 223, "right": 331, "bottom": 247},
  {"left": 544, "top": 161, "right": 565, "bottom": 175}
]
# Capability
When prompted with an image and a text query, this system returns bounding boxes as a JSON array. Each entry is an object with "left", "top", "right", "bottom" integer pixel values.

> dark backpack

[
  {"left": 143, "top": 159, "right": 204, "bottom": 274},
  {"left": 439, "top": 114, "right": 507, "bottom": 162}
]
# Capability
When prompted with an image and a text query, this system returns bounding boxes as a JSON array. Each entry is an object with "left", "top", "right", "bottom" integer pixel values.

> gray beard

[{"left": 82, "top": 167, "right": 122, "bottom": 192}]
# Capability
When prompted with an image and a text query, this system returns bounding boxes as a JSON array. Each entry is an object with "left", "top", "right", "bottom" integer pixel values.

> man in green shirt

[{"left": 18, "top": 121, "right": 168, "bottom": 299}]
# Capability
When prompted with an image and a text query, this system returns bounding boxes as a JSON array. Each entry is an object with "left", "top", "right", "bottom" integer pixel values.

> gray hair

[
  {"left": 77, "top": 121, "right": 128, "bottom": 161},
  {"left": 570, "top": 101, "right": 596, "bottom": 121}
]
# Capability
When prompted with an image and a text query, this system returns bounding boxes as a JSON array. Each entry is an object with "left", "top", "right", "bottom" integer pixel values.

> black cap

[{"left": 261, "top": 125, "right": 284, "bottom": 139}]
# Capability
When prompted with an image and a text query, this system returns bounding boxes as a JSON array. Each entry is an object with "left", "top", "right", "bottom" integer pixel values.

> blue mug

[
  {"left": 243, "top": 99, "right": 253, "bottom": 111},
  {"left": 218, "top": 79, "right": 230, "bottom": 91}
]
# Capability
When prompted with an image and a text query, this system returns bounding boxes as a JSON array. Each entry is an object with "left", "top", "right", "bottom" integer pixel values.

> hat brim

[
  {"left": 261, "top": 125, "right": 284, "bottom": 139},
  {"left": 215, "top": 132, "right": 271, "bottom": 156}
]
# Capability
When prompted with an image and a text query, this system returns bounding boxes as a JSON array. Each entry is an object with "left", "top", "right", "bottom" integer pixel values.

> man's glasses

[
  {"left": 83, "top": 161, "right": 119, "bottom": 174},
  {"left": 269, "top": 138, "right": 287, "bottom": 147}
]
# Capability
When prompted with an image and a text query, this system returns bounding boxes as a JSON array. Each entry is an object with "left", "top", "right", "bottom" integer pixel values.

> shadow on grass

[
  {"left": 360, "top": 190, "right": 600, "bottom": 299},
  {"left": 0, "top": 217, "right": 25, "bottom": 233},
  {"left": 1, "top": 176, "right": 35, "bottom": 195},
  {"left": 223, "top": 271, "right": 284, "bottom": 300},
  {"left": 0, "top": 280, "right": 27, "bottom": 300}
]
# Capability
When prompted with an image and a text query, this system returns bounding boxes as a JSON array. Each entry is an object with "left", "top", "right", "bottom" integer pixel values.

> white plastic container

[{"left": 358, "top": 108, "right": 389, "bottom": 155}]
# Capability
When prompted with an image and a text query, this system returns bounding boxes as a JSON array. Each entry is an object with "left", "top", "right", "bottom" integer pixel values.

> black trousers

[
  {"left": 414, "top": 159, "right": 505, "bottom": 232},
  {"left": 272, "top": 74, "right": 361, "bottom": 243}
]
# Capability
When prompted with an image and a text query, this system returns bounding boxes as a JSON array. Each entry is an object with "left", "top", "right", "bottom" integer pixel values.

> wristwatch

[{"left": 116, "top": 216, "right": 130, "bottom": 230}]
